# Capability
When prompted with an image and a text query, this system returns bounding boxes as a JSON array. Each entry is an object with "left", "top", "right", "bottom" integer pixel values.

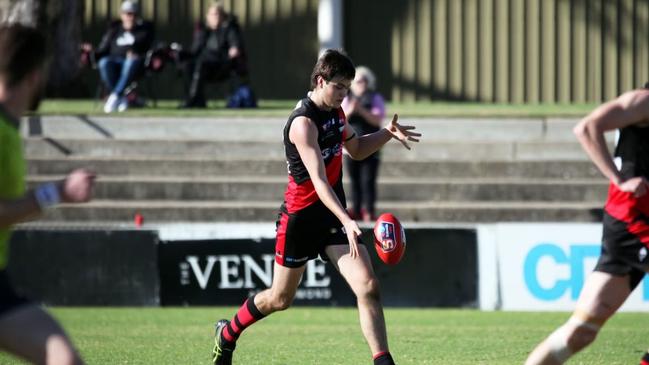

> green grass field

[
  {"left": 35, "top": 99, "right": 599, "bottom": 118},
  {"left": 1, "top": 308, "right": 648, "bottom": 364}
]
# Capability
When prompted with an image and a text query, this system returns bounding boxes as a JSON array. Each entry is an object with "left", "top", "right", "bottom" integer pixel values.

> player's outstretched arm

[
  {"left": 0, "top": 195, "right": 41, "bottom": 227},
  {"left": 290, "top": 117, "right": 362, "bottom": 259},
  {"left": 574, "top": 90, "right": 649, "bottom": 196},
  {"left": 0, "top": 169, "right": 95, "bottom": 227},
  {"left": 344, "top": 114, "right": 421, "bottom": 160}
]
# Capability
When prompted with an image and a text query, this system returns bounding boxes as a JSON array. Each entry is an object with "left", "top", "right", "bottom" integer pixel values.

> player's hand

[
  {"left": 170, "top": 42, "right": 182, "bottom": 51},
  {"left": 384, "top": 114, "right": 421, "bottom": 150},
  {"left": 80, "top": 43, "right": 93, "bottom": 52},
  {"left": 228, "top": 46, "right": 240, "bottom": 59},
  {"left": 60, "top": 169, "right": 96, "bottom": 203},
  {"left": 343, "top": 218, "right": 362, "bottom": 259},
  {"left": 618, "top": 176, "right": 649, "bottom": 198},
  {"left": 126, "top": 50, "right": 138, "bottom": 59}
]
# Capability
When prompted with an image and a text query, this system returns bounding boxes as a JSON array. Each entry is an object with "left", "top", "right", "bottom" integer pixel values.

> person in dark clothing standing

[
  {"left": 179, "top": 1, "right": 249, "bottom": 108},
  {"left": 342, "top": 66, "right": 386, "bottom": 222},
  {"left": 82, "top": 0, "right": 154, "bottom": 113}
]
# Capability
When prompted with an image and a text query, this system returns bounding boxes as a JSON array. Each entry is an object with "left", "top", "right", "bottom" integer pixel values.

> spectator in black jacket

[
  {"left": 179, "top": 1, "right": 248, "bottom": 108},
  {"left": 82, "top": 1, "right": 154, "bottom": 113}
]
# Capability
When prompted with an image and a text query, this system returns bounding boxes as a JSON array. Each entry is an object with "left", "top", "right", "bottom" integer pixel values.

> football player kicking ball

[
  {"left": 525, "top": 85, "right": 649, "bottom": 365},
  {"left": 0, "top": 25, "right": 95, "bottom": 365},
  {"left": 212, "top": 49, "right": 420, "bottom": 365}
]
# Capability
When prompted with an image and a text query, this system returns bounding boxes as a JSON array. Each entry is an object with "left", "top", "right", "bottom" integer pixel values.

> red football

[{"left": 373, "top": 213, "right": 406, "bottom": 265}]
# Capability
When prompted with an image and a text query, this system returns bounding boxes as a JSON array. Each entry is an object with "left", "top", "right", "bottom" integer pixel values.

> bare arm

[
  {"left": 290, "top": 117, "right": 362, "bottom": 258},
  {"left": 0, "top": 169, "right": 95, "bottom": 228},
  {"left": 344, "top": 114, "right": 421, "bottom": 160},
  {"left": 574, "top": 90, "right": 649, "bottom": 195},
  {"left": 0, "top": 194, "right": 41, "bottom": 227}
]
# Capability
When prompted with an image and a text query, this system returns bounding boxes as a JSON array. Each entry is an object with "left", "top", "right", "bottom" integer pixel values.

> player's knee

[
  {"left": 546, "top": 317, "right": 601, "bottom": 363},
  {"left": 46, "top": 335, "right": 84, "bottom": 365},
  {"left": 64, "top": 353, "right": 84, "bottom": 365},
  {"left": 355, "top": 276, "right": 381, "bottom": 302},
  {"left": 564, "top": 306, "right": 611, "bottom": 351},
  {"left": 565, "top": 323, "right": 598, "bottom": 351}
]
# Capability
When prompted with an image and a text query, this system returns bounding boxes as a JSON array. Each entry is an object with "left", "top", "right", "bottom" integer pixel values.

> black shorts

[
  {"left": 0, "top": 270, "right": 30, "bottom": 318},
  {"left": 594, "top": 212, "right": 649, "bottom": 290},
  {"left": 275, "top": 201, "right": 349, "bottom": 268}
]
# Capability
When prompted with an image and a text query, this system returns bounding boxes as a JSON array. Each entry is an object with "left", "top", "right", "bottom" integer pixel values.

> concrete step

[
  {"left": 25, "top": 157, "right": 604, "bottom": 179},
  {"left": 27, "top": 157, "right": 289, "bottom": 177},
  {"left": 23, "top": 116, "right": 600, "bottom": 142},
  {"left": 24, "top": 138, "right": 605, "bottom": 161},
  {"left": 28, "top": 156, "right": 602, "bottom": 179},
  {"left": 27, "top": 176, "right": 609, "bottom": 202},
  {"left": 24, "top": 116, "right": 287, "bottom": 141},
  {"left": 37, "top": 200, "right": 604, "bottom": 223},
  {"left": 21, "top": 116, "right": 614, "bottom": 224}
]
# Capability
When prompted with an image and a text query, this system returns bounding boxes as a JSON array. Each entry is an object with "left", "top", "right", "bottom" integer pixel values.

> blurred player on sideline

[
  {"left": 211, "top": 49, "right": 420, "bottom": 365},
  {"left": 0, "top": 24, "right": 95, "bottom": 365},
  {"left": 525, "top": 85, "right": 649, "bottom": 365}
]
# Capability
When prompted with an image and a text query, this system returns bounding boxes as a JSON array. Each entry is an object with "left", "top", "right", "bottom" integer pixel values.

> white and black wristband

[{"left": 34, "top": 182, "right": 61, "bottom": 209}]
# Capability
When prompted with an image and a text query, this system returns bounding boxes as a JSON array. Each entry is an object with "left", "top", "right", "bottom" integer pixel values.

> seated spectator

[
  {"left": 342, "top": 66, "right": 386, "bottom": 222},
  {"left": 179, "top": 1, "right": 249, "bottom": 108},
  {"left": 81, "top": 0, "right": 154, "bottom": 113}
]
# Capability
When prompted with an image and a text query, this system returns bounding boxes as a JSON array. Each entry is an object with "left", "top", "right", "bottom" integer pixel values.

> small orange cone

[{"left": 134, "top": 213, "right": 144, "bottom": 228}]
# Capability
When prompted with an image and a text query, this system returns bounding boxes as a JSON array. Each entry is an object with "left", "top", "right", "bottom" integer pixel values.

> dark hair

[
  {"left": 310, "top": 49, "right": 355, "bottom": 89},
  {"left": 0, "top": 24, "right": 48, "bottom": 87}
]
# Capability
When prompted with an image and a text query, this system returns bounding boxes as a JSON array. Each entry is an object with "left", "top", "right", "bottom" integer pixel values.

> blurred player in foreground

[
  {"left": 211, "top": 49, "right": 420, "bottom": 365},
  {"left": 0, "top": 24, "right": 95, "bottom": 365},
  {"left": 525, "top": 85, "right": 649, "bottom": 365}
]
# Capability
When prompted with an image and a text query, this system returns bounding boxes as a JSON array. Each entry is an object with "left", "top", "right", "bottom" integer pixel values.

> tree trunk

[{"left": 0, "top": 0, "right": 83, "bottom": 95}]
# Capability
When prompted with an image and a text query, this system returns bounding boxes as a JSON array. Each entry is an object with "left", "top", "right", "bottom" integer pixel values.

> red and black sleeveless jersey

[
  {"left": 614, "top": 125, "right": 649, "bottom": 181},
  {"left": 605, "top": 125, "right": 649, "bottom": 227},
  {"left": 281, "top": 97, "right": 347, "bottom": 214}
]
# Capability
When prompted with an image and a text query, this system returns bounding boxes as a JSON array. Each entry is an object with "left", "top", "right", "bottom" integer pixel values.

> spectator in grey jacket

[{"left": 82, "top": 0, "right": 154, "bottom": 113}]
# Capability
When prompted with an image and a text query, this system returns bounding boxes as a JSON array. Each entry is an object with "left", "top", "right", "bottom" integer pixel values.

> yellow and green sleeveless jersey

[{"left": 0, "top": 107, "right": 25, "bottom": 270}]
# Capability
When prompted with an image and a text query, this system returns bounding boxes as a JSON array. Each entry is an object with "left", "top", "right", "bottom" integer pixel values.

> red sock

[
  {"left": 641, "top": 351, "right": 649, "bottom": 365},
  {"left": 373, "top": 351, "right": 395, "bottom": 365},
  {"left": 221, "top": 295, "right": 265, "bottom": 343}
]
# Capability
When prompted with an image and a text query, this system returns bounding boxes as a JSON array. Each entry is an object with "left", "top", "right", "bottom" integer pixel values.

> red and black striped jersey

[
  {"left": 605, "top": 125, "right": 649, "bottom": 223},
  {"left": 614, "top": 125, "right": 649, "bottom": 181},
  {"left": 281, "top": 97, "right": 347, "bottom": 213}
]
